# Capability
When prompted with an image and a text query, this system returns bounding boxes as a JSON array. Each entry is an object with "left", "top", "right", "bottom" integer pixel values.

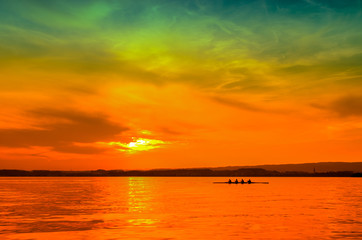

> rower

[
  {"left": 235, "top": 179, "right": 239, "bottom": 183},
  {"left": 247, "top": 179, "right": 251, "bottom": 184},
  {"left": 228, "top": 179, "right": 232, "bottom": 184},
  {"left": 241, "top": 179, "right": 245, "bottom": 184}
]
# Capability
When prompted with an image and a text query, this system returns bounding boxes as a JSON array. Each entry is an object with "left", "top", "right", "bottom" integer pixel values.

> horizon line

[{"left": 1, "top": 161, "right": 361, "bottom": 172}]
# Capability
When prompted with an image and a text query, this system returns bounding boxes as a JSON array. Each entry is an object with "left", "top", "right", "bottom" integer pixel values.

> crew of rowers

[{"left": 228, "top": 179, "right": 252, "bottom": 184}]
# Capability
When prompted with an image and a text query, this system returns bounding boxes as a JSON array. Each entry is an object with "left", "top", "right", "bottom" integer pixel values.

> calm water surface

[{"left": 0, "top": 177, "right": 361, "bottom": 240}]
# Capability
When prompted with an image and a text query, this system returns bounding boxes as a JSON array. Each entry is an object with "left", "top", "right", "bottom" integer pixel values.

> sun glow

[{"left": 106, "top": 138, "right": 167, "bottom": 154}]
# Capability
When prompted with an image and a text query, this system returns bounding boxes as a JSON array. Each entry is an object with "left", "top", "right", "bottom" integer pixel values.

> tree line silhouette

[{"left": 0, "top": 168, "right": 360, "bottom": 177}]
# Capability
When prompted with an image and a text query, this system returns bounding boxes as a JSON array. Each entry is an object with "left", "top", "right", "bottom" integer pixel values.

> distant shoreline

[{"left": 1, "top": 168, "right": 361, "bottom": 177}]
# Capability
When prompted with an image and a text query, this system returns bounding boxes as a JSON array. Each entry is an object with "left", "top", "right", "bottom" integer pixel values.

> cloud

[
  {"left": 218, "top": 75, "right": 279, "bottom": 94},
  {"left": 330, "top": 95, "right": 362, "bottom": 117},
  {"left": 276, "top": 53, "right": 362, "bottom": 76},
  {"left": 210, "top": 95, "right": 291, "bottom": 115},
  {"left": 158, "top": 127, "right": 183, "bottom": 136},
  {"left": 211, "top": 96, "right": 263, "bottom": 112},
  {"left": 1, "top": 0, "right": 361, "bottom": 96},
  {"left": 51, "top": 145, "right": 106, "bottom": 154},
  {"left": 0, "top": 109, "right": 128, "bottom": 154}
]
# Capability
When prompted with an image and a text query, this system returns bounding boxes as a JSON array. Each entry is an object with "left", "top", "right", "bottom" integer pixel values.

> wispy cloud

[{"left": 211, "top": 96, "right": 264, "bottom": 112}]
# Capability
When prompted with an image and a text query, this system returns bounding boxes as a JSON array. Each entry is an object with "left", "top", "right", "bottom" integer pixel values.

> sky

[{"left": 0, "top": 0, "right": 362, "bottom": 170}]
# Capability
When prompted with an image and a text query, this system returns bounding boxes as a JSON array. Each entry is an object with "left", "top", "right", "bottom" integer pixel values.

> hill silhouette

[{"left": 212, "top": 162, "right": 362, "bottom": 173}]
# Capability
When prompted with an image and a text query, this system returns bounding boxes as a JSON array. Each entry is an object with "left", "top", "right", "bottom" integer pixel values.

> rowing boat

[{"left": 213, "top": 182, "right": 269, "bottom": 184}]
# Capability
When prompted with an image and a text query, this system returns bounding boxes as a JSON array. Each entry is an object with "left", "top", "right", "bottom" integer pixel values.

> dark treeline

[{"left": 0, "top": 168, "right": 360, "bottom": 177}]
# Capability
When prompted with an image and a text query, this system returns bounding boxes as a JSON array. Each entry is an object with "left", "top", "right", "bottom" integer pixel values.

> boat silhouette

[{"left": 213, "top": 181, "right": 269, "bottom": 184}]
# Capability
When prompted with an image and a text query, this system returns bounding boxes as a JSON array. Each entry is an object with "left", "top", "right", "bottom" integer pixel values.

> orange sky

[{"left": 1, "top": 1, "right": 362, "bottom": 170}]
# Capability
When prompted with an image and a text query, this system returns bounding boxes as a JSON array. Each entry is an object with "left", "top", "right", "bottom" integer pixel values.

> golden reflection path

[{"left": 127, "top": 177, "right": 159, "bottom": 226}]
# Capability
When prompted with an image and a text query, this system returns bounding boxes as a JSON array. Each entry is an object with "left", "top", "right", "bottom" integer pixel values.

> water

[{"left": 0, "top": 177, "right": 361, "bottom": 240}]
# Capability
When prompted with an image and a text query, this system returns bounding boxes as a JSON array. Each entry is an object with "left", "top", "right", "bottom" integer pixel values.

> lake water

[{"left": 0, "top": 177, "right": 361, "bottom": 240}]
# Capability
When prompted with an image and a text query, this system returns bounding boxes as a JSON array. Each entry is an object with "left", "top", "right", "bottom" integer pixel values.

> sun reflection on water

[
  {"left": 127, "top": 177, "right": 159, "bottom": 227},
  {"left": 127, "top": 218, "right": 159, "bottom": 226}
]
